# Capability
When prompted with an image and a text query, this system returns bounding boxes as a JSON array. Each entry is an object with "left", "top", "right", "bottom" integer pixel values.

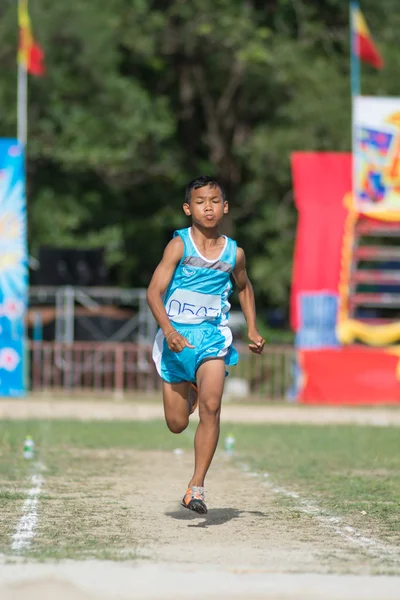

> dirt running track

[{"left": 1, "top": 398, "right": 400, "bottom": 599}]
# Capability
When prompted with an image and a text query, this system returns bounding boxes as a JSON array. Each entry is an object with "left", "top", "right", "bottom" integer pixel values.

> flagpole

[
  {"left": 350, "top": 0, "right": 360, "bottom": 209},
  {"left": 17, "top": 0, "right": 28, "bottom": 147},
  {"left": 350, "top": 0, "right": 361, "bottom": 97},
  {"left": 17, "top": 58, "right": 28, "bottom": 146}
]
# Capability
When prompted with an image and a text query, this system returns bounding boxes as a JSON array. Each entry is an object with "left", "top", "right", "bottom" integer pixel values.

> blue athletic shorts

[{"left": 152, "top": 322, "right": 238, "bottom": 384}]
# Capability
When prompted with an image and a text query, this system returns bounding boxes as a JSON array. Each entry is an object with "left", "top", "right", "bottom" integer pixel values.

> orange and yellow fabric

[{"left": 18, "top": 0, "right": 45, "bottom": 76}]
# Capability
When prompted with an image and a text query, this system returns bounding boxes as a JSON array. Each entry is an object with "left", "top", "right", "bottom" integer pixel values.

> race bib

[{"left": 165, "top": 289, "right": 221, "bottom": 323}]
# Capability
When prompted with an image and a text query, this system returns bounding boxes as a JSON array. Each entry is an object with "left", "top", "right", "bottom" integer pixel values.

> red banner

[
  {"left": 299, "top": 347, "right": 400, "bottom": 405},
  {"left": 290, "top": 152, "right": 352, "bottom": 330}
]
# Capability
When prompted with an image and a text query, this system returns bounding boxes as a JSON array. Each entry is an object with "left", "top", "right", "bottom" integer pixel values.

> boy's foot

[
  {"left": 188, "top": 383, "right": 198, "bottom": 415},
  {"left": 181, "top": 486, "right": 207, "bottom": 514}
]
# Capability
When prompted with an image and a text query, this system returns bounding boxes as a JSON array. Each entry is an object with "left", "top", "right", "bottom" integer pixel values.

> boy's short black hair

[{"left": 185, "top": 175, "right": 226, "bottom": 204}]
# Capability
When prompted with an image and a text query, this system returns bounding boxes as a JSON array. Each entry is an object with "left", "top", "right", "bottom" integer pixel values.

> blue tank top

[{"left": 164, "top": 227, "right": 237, "bottom": 326}]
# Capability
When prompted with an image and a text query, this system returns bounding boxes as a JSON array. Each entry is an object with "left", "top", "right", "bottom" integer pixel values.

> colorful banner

[
  {"left": 18, "top": 0, "right": 45, "bottom": 76},
  {"left": 354, "top": 96, "right": 400, "bottom": 215},
  {"left": 0, "top": 139, "right": 27, "bottom": 396},
  {"left": 351, "top": 4, "right": 384, "bottom": 69}
]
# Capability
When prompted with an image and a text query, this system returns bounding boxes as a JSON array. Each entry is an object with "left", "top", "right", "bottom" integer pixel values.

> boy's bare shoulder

[
  {"left": 235, "top": 246, "right": 246, "bottom": 267},
  {"left": 162, "top": 235, "right": 184, "bottom": 263}
]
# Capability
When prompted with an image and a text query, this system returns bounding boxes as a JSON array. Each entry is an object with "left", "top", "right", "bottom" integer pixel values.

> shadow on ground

[{"left": 165, "top": 507, "right": 268, "bottom": 528}]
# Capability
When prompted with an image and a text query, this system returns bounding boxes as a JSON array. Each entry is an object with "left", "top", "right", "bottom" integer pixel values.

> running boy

[{"left": 146, "top": 175, "right": 265, "bottom": 514}]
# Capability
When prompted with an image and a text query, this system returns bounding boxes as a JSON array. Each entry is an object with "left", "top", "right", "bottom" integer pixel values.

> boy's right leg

[{"left": 162, "top": 381, "right": 192, "bottom": 434}]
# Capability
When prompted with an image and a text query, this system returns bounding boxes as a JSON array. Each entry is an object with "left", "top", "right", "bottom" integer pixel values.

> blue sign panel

[{"left": 0, "top": 139, "right": 27, "bottom": 396}]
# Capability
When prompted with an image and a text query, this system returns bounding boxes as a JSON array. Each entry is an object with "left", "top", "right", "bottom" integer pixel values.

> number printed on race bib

[{"left": 166, "top": 289, "right": 221, "bottom": 323}]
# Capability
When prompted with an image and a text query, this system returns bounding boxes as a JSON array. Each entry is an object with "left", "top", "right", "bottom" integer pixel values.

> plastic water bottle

[
  {"left": 23, "top": 436, "right": 35, "bottom": 460},
  {"left": 224, "top": 433, "right": 236, "bottom": 456}
]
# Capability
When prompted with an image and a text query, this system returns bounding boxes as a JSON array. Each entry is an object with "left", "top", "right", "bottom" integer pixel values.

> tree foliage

[{"left": 1, "top": 0, "right": 399, "bottom": 317}]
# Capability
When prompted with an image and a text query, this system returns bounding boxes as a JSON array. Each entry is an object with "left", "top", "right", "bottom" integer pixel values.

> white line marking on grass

[
  {"left": 11, "top": 472, "right": 43, "bottom": 553},
  {"left": 237, "top": 462, "right": 400, "bottom": 561}
]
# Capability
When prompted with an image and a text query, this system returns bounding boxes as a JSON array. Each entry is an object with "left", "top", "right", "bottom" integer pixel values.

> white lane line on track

[
  {"left": 178, "top": 421, "right": 397, "bottom": 559},
  {"left": 238, "top": 462, "right": 400, "bottom": 561},
  {"left": 11, "top": 472, "right": 43, "bottom": 553}
]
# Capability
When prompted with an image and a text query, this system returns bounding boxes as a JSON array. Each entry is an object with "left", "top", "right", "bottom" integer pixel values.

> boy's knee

[
  {"left": 166, "top": 417, "right": 189, "bottom": 434},
  {"left": 199, "top": 397, "right": 221, "bottom": 419}
]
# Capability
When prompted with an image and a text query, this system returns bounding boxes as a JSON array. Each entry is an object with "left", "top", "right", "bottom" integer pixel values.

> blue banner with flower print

[{"left": 0, "top": 139, "right": 27, "bottom": 396}]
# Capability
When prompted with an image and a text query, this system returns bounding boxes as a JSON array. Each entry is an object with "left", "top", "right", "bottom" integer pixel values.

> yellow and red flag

[
  {"left": 18, "top": 0, "right": 45, "bottom": 76},
  {"left": 353, "top": 7, "right": 383, "bottom": 69}
]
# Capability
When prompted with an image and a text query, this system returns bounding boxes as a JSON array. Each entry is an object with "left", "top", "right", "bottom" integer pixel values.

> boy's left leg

[{"left": 182, "top": 357, "right": 225, "bottom": 513}]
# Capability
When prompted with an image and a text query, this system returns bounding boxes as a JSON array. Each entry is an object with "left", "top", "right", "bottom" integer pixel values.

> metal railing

[{"left": 28, "top": 341, "right": 295, "bottom": 400}]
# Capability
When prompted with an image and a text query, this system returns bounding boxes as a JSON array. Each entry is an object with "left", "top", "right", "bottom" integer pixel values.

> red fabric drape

[{"left": 290, "top": 152, "right": 352, "bottom": 330}]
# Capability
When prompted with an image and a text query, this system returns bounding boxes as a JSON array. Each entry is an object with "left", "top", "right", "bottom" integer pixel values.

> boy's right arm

[{"left": 146, "top": 237, "right": 194, "bottom": 352}]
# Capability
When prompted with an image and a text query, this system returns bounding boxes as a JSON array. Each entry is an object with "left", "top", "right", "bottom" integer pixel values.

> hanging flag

[
  {"left": 18, "top": 0, "right": 45, "bottom": 76},
  {"left": 353, "top": 6, "right": 384, "bottom": 69}
]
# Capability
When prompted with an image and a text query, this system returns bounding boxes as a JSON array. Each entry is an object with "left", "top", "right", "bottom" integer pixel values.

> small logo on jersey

[
  {"left": 183, "top": 267, "right": 196, "bottom": 278},
  {"left": 205, "top": 347, "right": 219, "bottom": 354}
]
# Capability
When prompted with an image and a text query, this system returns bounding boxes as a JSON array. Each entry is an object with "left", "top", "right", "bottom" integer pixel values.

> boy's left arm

[{"left": 232, "top": 247, "right": 265, "bottom": 354}]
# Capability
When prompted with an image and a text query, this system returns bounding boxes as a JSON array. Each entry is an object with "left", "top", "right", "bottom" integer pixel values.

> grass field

[{"left": 1, "top": 418, "right": 399, "bottom": 564}]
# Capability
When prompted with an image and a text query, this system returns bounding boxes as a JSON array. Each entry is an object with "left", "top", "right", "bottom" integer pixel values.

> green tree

[{"left": 0, "top": 0, "right": 399, "bottom": 319}]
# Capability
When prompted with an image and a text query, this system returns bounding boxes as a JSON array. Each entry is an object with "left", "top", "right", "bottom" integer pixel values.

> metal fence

[{"left": 28, "top": 341, "right": 295, "bottom": 400}]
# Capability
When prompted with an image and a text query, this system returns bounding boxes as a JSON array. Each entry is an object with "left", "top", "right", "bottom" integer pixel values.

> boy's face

[{"left": 183, "top": 184, "right": 228, "bottom": 228}]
